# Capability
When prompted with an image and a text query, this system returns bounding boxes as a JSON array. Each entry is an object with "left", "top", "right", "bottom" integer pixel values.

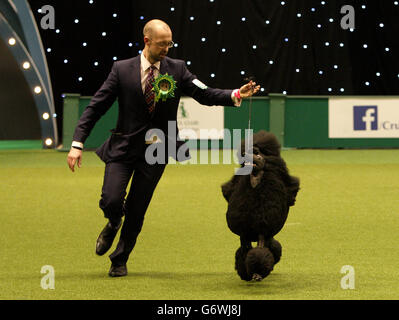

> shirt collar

[{"left": 141, "top": 53, "right": 161, "bottom": 72}]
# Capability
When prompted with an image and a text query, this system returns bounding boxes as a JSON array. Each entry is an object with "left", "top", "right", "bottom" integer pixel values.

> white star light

[{"left": 22, "top": 62, "right": 30, "bottom": 69}]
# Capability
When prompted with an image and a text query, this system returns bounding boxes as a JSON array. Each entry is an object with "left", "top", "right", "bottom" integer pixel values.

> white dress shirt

[{"left": 141, "top": 53, "right": 161, "bottom": 94}]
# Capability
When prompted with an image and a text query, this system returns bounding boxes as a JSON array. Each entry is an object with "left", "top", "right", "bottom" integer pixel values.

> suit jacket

[{"left": 72, "top": 55, "right": 235, "bottom": 163}]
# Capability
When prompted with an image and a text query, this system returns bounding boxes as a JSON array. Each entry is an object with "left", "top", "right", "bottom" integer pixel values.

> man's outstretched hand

[
  {"left": 67, "top": 148, "right": 83, "bottom": 172},
  {"left": 239, "top": 80, "right": 261, "bottom": 98}
]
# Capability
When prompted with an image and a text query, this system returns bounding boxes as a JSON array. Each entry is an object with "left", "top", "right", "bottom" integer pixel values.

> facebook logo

[{"left": 353, "top": 106, "right": 378, "bottom": 131}]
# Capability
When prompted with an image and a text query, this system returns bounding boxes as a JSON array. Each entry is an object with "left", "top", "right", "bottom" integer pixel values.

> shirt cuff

[
  {"left": 72, "top": 141, "right": 84, "bottom": 149},
  {"left": 231, "top": 89, "right": 242, "bottom": 107}
]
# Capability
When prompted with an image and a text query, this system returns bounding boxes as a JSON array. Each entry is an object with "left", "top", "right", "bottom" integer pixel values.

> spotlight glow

[{"left": 22, "top": 62, "right": 31, "bottom": 70}]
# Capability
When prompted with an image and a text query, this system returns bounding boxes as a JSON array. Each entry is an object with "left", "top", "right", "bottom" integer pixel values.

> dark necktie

[{"left": 145, "top": 65, "right": 156, "bottom": 113}]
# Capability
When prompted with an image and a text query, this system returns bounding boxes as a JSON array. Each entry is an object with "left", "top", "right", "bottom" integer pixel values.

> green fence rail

[{"left": 61, "top": 93, "right": 399, "bottom": 150}]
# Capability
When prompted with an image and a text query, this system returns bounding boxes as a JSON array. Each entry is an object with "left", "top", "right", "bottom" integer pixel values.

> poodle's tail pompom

[
  {"left": 235, "top": 246, "right": 253, "bottom": 281},
  {"left": 269, "top": 238, "right": 282, "bottom": 265},
  {"left": 245, "top": 247, "right": 275, "bottom": 281}
]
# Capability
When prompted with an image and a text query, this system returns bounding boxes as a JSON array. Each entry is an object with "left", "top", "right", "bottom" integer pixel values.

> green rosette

[{"left": 152, "top": 73, "right": 177, "bottom": 103}]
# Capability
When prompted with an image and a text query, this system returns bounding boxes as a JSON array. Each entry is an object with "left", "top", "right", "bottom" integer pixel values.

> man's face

[{"left": 145, "top": 28, "right": 173, "bottom": 62}]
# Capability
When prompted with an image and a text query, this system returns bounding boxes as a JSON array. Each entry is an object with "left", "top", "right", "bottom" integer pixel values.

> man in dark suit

[{"left": 67, "top": 19, "right": 260, "bottom": 277}]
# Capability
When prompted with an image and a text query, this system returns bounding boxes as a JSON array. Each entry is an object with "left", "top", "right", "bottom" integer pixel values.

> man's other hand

[
  {"left": 239, "top": 80, "right": 261, "bottom": 98},
  {"left": 67, "top": 148, "right": 83, "bottom": 172}
]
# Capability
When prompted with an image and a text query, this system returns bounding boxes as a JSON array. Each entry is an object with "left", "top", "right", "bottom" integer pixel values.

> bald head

[
  {"left": 143, "top": 19, "right": 173, "bottom": 64},
  {"left": 143, "top": 19, "right": 172, "bottom": 38}
]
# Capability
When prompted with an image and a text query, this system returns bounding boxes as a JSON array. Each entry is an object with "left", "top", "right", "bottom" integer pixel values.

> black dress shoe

[
  {"left": 108, "top": 264, "right": 128, "bottom": 277},
  {"left": 96, "top": 220, "right": 121, "bottom": 256}
]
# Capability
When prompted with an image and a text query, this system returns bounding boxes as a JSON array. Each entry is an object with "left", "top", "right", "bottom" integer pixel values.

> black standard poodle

[{"left": 221, "top": 130, "right": 300, "bottom": 281}]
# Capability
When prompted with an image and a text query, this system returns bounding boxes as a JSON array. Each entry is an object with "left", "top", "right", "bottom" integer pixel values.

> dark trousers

[{"left": 99, "top": 155, "right": 166, "bottom": 266}]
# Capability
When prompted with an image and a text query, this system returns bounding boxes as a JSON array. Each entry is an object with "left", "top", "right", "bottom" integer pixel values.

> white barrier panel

[
  {"left": 177, "top": 97, "right": 225, "bottom": 140},
  {"left": 329, "top": 97, "right": 399, "bottom": 138}
]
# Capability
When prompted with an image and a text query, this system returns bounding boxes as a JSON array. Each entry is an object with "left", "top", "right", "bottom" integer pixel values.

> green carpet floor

[{"left": 0, "top": 149, "right": 398, "bottom": 300}]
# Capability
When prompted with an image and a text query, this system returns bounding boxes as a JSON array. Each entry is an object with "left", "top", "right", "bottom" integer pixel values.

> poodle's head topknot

[{"left": 240, "top": 130, "right": 281, "bottom": 157}]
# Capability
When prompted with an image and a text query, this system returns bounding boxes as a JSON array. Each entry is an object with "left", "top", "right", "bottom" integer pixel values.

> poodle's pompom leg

[
  {"left": 245, "top": 247, "right": 275, "bottom": 281},
  {"left": 235, "top": 242, "right": 252, "bottom": 281},
  {"left": 257, "top": 234, "right": 265, "bottom": 248},
  {"left": 268, "top": 238, "right": 282, "bottom": 265}
]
